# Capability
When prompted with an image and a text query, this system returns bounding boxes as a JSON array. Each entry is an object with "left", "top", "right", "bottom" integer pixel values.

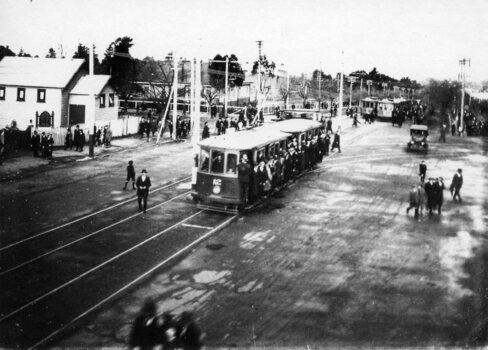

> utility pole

[
  {"left": 459, "top": 58, "right": 470, "bottom": 135},
  {"left": 286, "top": 71, "right": 290, "bottom": 110},
  {"left": 338, "top": 52, "right": 344, "bottom": 118},
  {"left": 318, "top": 62, "right": 322, "bottom": 111},
  {"left": 225, "top": 56, "right": 229, "bottom": 117},
  {"left": 256, "top": 40, "right": 263, "bottom": 94},
  {"left": 88, "top": 43, "right": 95, "bottom": 158},
  {"left": 367, "top": 80, "right": 372, "bottom": 96},
  {"left": 348, "top": 76, "right": 356, "bottom": 109},
  {"left": 172, "top": 52, "right": 178, "bottom": 139}
]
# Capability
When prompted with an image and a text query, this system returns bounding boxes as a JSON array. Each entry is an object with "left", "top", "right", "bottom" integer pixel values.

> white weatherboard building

[{"left": 0, "top": 56, "right": 120, "bottom": 145}]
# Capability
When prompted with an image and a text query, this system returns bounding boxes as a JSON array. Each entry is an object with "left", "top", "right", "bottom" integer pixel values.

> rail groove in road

[
  {"left": 28, "top": 213, "right": 239, "bottom": 350},
  {"left": 0, "top": 175, "right": 192, "bottom": 252},
  {"left": 0, "top": 190, "right": 191, "bottom": 276}
]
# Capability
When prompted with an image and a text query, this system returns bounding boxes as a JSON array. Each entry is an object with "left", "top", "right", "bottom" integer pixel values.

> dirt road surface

[{"left": 52, "top": 122, "right": 487, "bottom": 348}]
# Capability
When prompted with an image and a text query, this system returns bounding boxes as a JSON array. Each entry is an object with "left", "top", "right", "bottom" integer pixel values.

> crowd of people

[
  {"left": 406, "top": 162, "right": 463, "bottom": 220},
  {"left": 129, "top": 299, "right": 202, "bottom": 350},
  {"left": 236, "top": 126, "right": 341, "bottom": 204}
]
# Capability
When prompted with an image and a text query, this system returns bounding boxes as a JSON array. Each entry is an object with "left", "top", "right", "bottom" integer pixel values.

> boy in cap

[{"left": 136, "top": 169, "right": 152, "bottom": 213}]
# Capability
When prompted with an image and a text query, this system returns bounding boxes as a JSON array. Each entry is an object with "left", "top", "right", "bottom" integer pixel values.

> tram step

[{"left": 197, "top": 203, "right": 240, "bottom": 214}]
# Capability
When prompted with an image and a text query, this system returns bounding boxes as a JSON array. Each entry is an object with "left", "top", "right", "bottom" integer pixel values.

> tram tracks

[{"left": 0, "top": 174, "right": 242, "bottom": 348}]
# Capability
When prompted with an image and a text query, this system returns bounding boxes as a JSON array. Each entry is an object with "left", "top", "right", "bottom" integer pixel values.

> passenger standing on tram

[
  {"left": 317, "top": 134, "right": 325, "bottom": 162},
  {"left": 136, "top": 169, "right": 152, "bottom": 213},
  {"left": 237, "top": 155, "right": 251, "bottom": 204},
  {"left": 255, "top": 159, "right": 270, "bottom": 198},
  {"left": 284, "top": 149, "right": 293, "bottom": 182},
  {"left": 324, "top": 132, "right": 330, "bottom": 156}
]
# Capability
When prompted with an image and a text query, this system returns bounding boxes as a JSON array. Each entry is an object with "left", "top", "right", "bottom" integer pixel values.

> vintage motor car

[{"left": 407, "top": 124, "right": 429, "bottom": 152}]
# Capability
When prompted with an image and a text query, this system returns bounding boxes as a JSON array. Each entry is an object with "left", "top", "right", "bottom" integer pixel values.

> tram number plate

[{"left": 213, "top": 179, "right": 222, "bottom": 186}]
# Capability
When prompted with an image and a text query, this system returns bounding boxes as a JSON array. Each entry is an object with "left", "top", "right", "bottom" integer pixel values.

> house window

[
  {"left": 99, "top": 93, "right": 106, "bottom": 108},
  {"left": 37, "top": 89, "right": 46, "bottom": 103},
  {"left": 0, "top": 86, "right": 5, "bottom": 100},
  {"left": 108, "top": 93, "right": 114, "bottom": 107},
  {"left": 38, "top": 111, "right": 53, "bottom": 127},
  {"left": 17, "top": 88, "right": 25, "bottom": 102}
]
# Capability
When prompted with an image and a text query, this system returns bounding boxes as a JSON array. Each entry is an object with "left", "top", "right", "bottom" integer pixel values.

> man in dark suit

[
  {"left": 237, "top": 155, "right": 251, "bottom": 204},
  {"left": 450, "top": 168, "right": 463, "bottom": 202},
  {"left": 424, "top": 177, "right": 437, "bottom": 215},
  {"left": 31, "top": 130, "right": 40, "bottom": 157},
  {"left": 419, "top": 160, "right": 427, "bottom": 184},
  {"left": 136, "top": 169, "right": 152, "bottom": 213}
]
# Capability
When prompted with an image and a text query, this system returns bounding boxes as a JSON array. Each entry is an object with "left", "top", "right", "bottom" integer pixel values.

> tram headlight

[{"left": 212, "top": 185, "right": 221, "bottom": 194}]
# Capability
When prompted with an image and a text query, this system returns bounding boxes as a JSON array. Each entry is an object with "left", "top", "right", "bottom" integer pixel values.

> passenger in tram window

[
  {"left": 211, "top": 153, "right": 224, "bottom": 173},
  {"left": 255, "top": 158, "right": 271, "bottom": 198},
  {"left": 317, "top": 135, "right": 325, "bottom": 162},
  {"left": 226, "top": 154, "right": 237, "bottom": 174},
  {"left": 200, "top": 153, "right": 209, "bottom": 172},
  {"left": 283, "top": 149, "right": 293, "bottom": 182}
]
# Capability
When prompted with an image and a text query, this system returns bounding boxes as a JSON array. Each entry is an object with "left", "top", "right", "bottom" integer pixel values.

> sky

[{"left": 1, "top": 0, "right": 487, "bottom": 83}]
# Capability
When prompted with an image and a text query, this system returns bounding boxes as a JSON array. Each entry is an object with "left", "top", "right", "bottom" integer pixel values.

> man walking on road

[
  {"left": 419, "top": 160, "right": 427, "bottom": 184},
  {"left": 450, "top": 168, "right": 463, "bottom": 202},
  {"left": 439, "top": 124, "right": 447, "bottom": 142},
  {"left": 136, "top": 169, "right": 152, "bottom": 213},
  {"left": 406, "top": 184, "right": 420, "bottom": 219},
  {"left": 435, "top": 177, "right": 445, "bottom": 214},
  {"left": 424, "top": 177, "right": 437, "bottom": 215}
]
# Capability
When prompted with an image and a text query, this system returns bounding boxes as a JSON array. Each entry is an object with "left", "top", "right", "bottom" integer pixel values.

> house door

[{"left": 68, "top": 104, "right": 85, "bottom": 126}]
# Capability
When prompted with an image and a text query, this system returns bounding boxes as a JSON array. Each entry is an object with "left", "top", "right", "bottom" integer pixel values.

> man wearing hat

[
  {"left": 450, "top": 168, "right": 463, "bottom": 202},
  {"left": 237, "top": 154, "right": 251, "bottom": 204},
  {"left": 136, "top": 169, "right": 152, "bottom": 213},
  {"left": 424, "top": 177, "right": 437, "bottom": 215}
]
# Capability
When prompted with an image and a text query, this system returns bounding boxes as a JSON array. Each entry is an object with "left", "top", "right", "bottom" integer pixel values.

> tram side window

[
  {"left": 211, "top": 150, "right": 224, "bottom": 173},
  {"left": 226, "top": 154, "right": 237, "bottom": 174},
  {"left": 200, "top": 150, "right": 210, "bottom": 172}
]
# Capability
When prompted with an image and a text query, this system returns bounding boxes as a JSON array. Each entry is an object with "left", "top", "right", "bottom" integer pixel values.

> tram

[
  {"left": 360, "top": 97, "right": 409, "bottom": 119},
  {"left": 192, "top": 119, "right": 325, "bottom": 213}
]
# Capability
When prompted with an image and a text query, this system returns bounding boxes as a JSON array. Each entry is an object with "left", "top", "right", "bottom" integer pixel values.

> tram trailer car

[
  {"left": 360, "top": 97, "right": 409, "bottom": 120},
  {"left": 193, "top": 119, "right": 325, "bottom": 213}
]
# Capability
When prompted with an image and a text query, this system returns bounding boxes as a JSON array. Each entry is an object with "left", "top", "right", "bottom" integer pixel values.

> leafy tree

[
  {"left": 72, "top": 43, "right": 101, "bottom": 73},
  {"left": 18, "top": 48, "right": 31, "bottom": 57},
  {"left": 0, "top": 45, "right": 16, "bottom": 60},
  {"left": 100, "top": 36, "right": 142, "bottom": 109},
  {"left": 46, "top": 48, "right": 56, "bottom": 58},
  {"left": 422, "top": 79, "right": 461, "bottom": 112},
  {"left": 251, "top": 54, "right": 276, "bottom": 93},
  {"left": 208, "top": 54, "right": 244, "bottom": 92}
]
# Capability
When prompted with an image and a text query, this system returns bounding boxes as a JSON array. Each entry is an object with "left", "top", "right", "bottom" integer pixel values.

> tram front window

[
  {"left": 211, "top": 151, "right": 224, "bottom": 173},
  {"left": 226, "top": 153, "right": 237, "bottom": 174},
  {"left": 200, "top": 150, "right": 210, "bottom": 172}
]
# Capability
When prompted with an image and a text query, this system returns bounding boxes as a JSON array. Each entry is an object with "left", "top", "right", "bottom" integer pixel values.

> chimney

[{"left": 89, "top": 44, "right": 94, "bottom": 75}]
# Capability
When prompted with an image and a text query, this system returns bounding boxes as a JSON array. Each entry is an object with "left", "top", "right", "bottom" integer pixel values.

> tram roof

[
  {"left": 272, "top": 118, "right": 324, "bottom": 133},
  {"left": 198, "top": 127, "right": 289, "bottom": 150}
]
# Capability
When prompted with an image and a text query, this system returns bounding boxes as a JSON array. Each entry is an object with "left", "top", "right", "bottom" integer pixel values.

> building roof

[
  {"left": 0, "top": 56, "right": 85, "bottom": 88},
  {"left": 69, "top": 75, "right": 111, "bottom": 95}
]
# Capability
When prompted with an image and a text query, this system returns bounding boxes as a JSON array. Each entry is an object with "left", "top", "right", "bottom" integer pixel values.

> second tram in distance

[{"left": 192, "top": 119, "right": 325, "bottom": 213}]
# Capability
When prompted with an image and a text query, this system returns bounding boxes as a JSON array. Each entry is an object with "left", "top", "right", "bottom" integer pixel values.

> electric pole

[
  {"left": 225, "top": 56, "right": 229, "bottom": 117},
  {"left": 459, "top": 58, "right": 470, "bottom": 135},
  {"left": 256, "top": 40, "right": 263, "bottom": 94},
  {"left": 337, "top": 51, "right": 344, "bottom": 118},
  {"left": 172, "top": 53, "right": 178, "bottom": 139}
]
